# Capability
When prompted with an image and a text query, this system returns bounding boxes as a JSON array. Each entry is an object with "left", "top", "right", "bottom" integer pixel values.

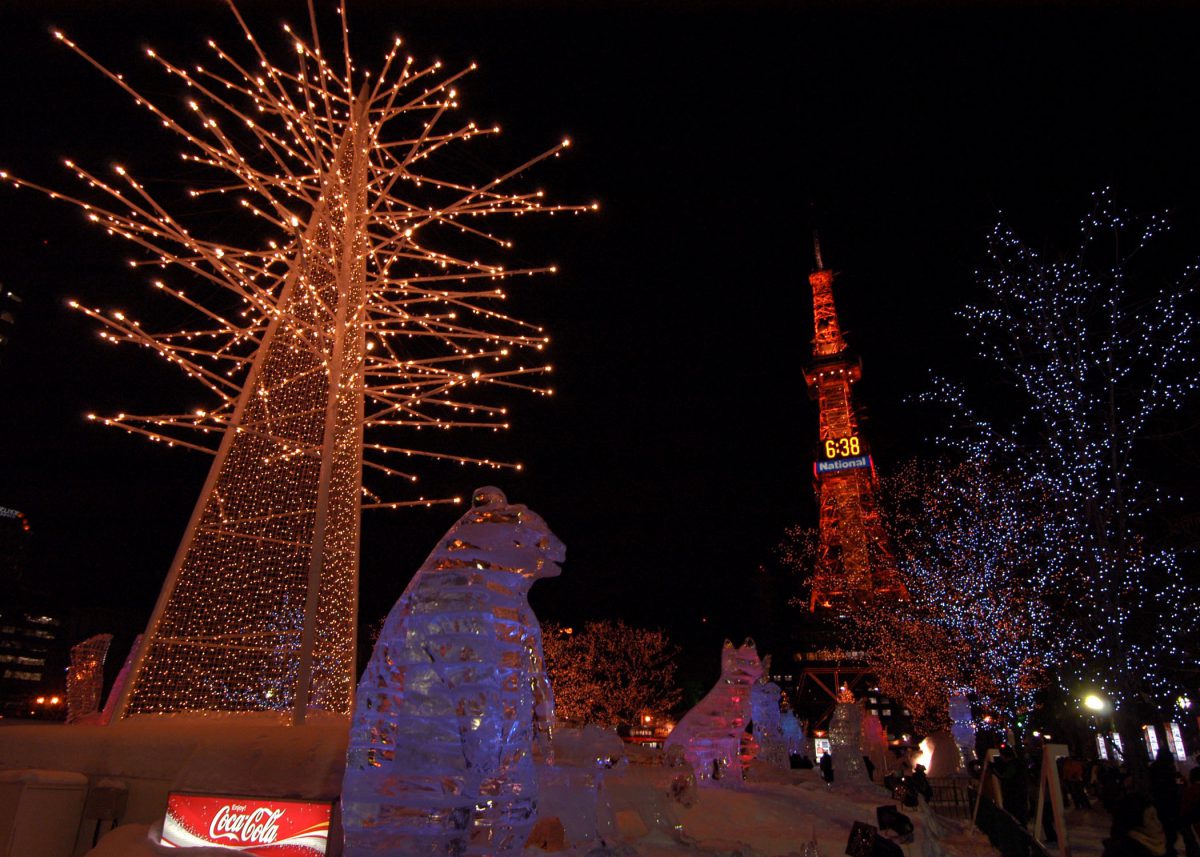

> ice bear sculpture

[
  {"left": 664, "top": 638, "right": 762, "bottom": 785},
  {"left": 750, "top": 657, "right": 789, "bottom": 769},
  {"left": 342, "top": 487, "right": 565, "bottom": 857}
]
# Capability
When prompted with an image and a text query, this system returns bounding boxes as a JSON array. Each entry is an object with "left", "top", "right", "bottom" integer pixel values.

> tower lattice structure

[{"left": 804, "top": 256, "right": 908, "bottom": 611}]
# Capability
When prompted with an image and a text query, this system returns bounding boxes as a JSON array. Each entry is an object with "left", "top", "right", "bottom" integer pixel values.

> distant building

[
  {"left": 0, "top": 604, "right": 64, "bottom": 720},
  {"left": 0, "top": 286, "right": 19, "bottom": 363},
  {"left": 0, "top": 511, "right": 141, "bottom": 719},
  {"left": 770, "top": 648, "right": 913, "bottom": 740},
  {"left": 0, "top": 505, "right": 31, "bottom": 584}
]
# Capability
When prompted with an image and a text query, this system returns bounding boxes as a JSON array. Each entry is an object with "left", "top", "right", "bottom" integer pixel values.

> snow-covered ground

[
  {"left": 1, "top": 719, "right": 1009, "bottom": 857},
  {"left": 85, "top": 781, "right": 996, "bottom": 857},
  {"left": 89, "top": 790, "right": 1114, "bottom": 857},
  {"left": 592, "top": 760, "right": 996, "bottom": 857}
]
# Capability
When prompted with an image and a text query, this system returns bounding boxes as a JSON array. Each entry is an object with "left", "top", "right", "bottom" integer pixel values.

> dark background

[{"left": 2, "top": 0, "right": 1199, "bottom": 683}]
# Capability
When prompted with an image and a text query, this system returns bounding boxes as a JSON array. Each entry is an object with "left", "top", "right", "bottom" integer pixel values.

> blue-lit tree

[
  {"left": 778, "top": 459, "right": 1065, "bottom": 735},
  {"left": 931, "top": 190, "right": 1200, "bottom": 774},
  {"left": 880, "top": 459, "right": 1066, "bottom": 732},
  {"left": 778, "top": 516, "right": 969, "bottom": 734}
]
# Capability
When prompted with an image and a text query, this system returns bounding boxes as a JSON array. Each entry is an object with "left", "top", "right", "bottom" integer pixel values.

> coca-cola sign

[{"left": 162, "top": 792, "right": 330, "bottom": 855}]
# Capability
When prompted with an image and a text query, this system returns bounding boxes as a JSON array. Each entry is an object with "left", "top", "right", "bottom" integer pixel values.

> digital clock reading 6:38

[{"left": 824, "top": 435, "right": 862, "bottom": 459}]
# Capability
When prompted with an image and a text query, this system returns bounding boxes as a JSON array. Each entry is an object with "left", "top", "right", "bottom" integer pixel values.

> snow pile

[{"left": 0, "top": 715, "right": 347, "bottom": 800}]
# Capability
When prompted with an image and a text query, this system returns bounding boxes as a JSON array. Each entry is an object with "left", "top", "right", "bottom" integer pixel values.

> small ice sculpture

[
  {"left": 342, "top": 487, "right": 565, "bottom": 857},
  {"left": 750, "top": 657, "right": 789, "bottom": 769},
  {"left": 67, "top": 633, "right": 113, "bottom": 724},
  {"left": 923, "top": 730, "right": 963, "bottom": 776},
  {"left": 827, "top": 694, "right": 869, "bottom": 784},
  {"left": 664, "top": 638, "right": 762, "bottom": 785},
  {"left": 781, "top": 704, "right": 807, "bottom": 759},
  {"left": 537, "top": 725, "right": 625, "bottom": 848},
  {"left": 99, "top": 633, "right": 142, "bottom": 725},
  {"left": 861, "top": 708, "right": 888, "bottom": 780},
  {"left": 949, "top": 692, "right": 975, "bottom": 768}
]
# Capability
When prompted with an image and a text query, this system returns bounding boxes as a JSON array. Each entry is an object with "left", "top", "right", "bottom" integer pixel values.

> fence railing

[{"left": 927, "top": 776, "right": 973, "bottom": 819}]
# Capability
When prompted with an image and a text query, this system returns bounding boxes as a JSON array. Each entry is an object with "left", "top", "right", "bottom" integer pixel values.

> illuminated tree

[
  {"left": 859, "top": 610, "right": 965, "bottom": 734},
  {"left": 542, "top": 620, "right": 682, "bottom": 728},
  {"left": 780, "top": 458, "right": 1069, "bottom": 735},
  {"left": 880, "top": 459, "right": 1065, "bottom": 730},
  {"left": 2, "top": 3, "right": 591, "bottom": 720},
  {"left": 930, "top": 190, "right": 1200, "bottom": 770},
  {"left": 778, "top": 522, "right": 965, "bottom": 734}
]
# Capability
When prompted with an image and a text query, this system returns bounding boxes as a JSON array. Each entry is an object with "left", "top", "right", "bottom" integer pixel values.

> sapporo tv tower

[
  {"left": 789, "top": 236, "right": 909, "bottom": 727},
  {"left": 805, "top": 235, "right": 907, "bottom": 610}
]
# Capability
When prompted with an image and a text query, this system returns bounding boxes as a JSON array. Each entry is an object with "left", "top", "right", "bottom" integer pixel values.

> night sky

[{"left": 2, "top": 0, "right": 1199, "bottom": 677}]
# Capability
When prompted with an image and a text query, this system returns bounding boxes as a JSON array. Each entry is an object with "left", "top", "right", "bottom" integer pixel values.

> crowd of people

[
  {"left": 1100, "top": 748, "right": 1200, "bottom": 857},
  {"left": 981, "top": 745, "right": 1200, "bottom": 857}
]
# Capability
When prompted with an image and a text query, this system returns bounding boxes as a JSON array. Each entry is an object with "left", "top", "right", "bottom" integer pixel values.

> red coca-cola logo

[
  {"left": 162, "top": 791, "right": 330, "bottom": 855},
  {"left": 209, "top": 804, "right": 285, "bottom": 845}
]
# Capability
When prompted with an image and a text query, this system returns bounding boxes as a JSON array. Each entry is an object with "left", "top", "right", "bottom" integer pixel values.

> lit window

[
  {"left": 2, "top": 670, "right": 42, "bottom": 681},
  {"left": 24, "top": 615, "right": 60, "bottom": 626}
]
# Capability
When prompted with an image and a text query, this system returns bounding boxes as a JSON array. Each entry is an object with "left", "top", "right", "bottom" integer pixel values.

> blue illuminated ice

[
  {"left": 664, "top": 638, "right": 762, "bottom": 785},
  {"left": 342, "top": 487, "right": 564, "bottom": 856},
  {"left": 781, "top": 706, "right": 807, "bottom": 759},
  {"left": 949, "top": 692, "right": 974, "bottom": 771},
  {"left": 750, "top": 663, "right": 790, "bottom": 769}
]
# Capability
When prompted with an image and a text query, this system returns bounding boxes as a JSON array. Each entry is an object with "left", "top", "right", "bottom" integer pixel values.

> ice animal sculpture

[
  {"left": 342, "top": 487, "right": 565, "bottom": 857},
  {"left": 664, "top": 638, "right": 762, "bottom": 784},
  {"left": 749, "top": 656, "right": 789, "bottom": 768},
  {"left": 536, "top": 725, "right": 625, "bottom": 848},
  {"left": 781, "top": 707, "right": 806, "bottom": 759}
]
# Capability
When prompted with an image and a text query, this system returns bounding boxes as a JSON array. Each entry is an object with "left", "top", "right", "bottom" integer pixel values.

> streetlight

[{"left": 1083, "top": 693, "right": 1120, "bottom": 760}]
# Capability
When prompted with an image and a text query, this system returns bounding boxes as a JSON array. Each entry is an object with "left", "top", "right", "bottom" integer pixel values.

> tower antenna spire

[{"left": 812, "top": 229, "right": 826, "bottom": 272}]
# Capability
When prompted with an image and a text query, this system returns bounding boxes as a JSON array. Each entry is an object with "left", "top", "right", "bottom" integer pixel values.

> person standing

[
  {"left": 909, "top": 764, "right": 934, "bottom": 803},
  {"left": 1180, "top": 767, "right": 1200, "bottom": 857},
  {"left": 993, "top": 746, "right": 1030, "bottom": 826},
  {"left": 1103, "top": 795, "right": 1168, "bottom": 857},
  {"left": 1064, "top": 755, "right": 1091, "bottom": 810},
  {"left": 820, "top": 750, "right": 834, "bottom": 786},
  {"left": 1150, "top": 749, "right": 1183, "bottom": 857}
]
